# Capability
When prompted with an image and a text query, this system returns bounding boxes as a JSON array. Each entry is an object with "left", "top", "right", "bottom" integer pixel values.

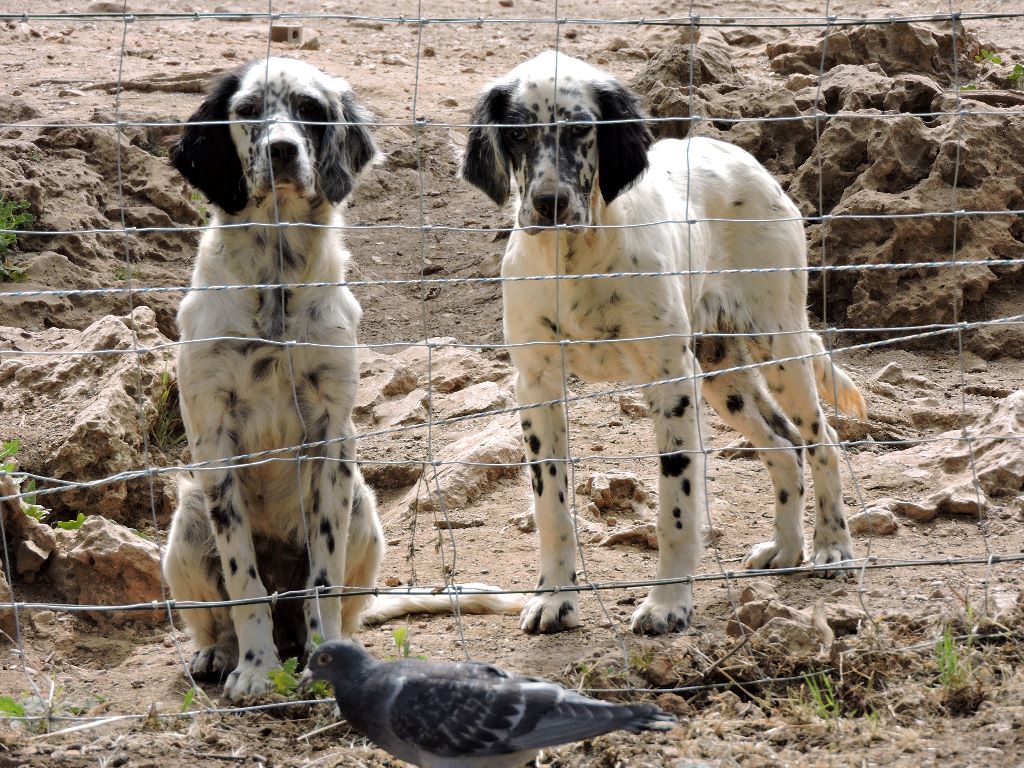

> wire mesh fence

[{"left": 0, "top": 0, "right": 1023, "bottom": 758}]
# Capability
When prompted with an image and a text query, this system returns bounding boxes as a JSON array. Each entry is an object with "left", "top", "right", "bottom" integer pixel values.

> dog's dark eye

[
  {"left": 235, "top": 101, "right": 260, "bottom": 119},
  {"left": 318, "top": 653, "right": 329, "bottom": 665},
  {"left": 504, "top": 127, "right": 528, "bottom": 144},
  {"left": 296, "top": 98, "right": 326, "bottom": 122}
]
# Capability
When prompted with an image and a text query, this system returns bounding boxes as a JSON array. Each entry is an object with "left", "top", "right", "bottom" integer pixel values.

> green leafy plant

[
  {"left": 180, "top": 687, "right": 197, "bottom": 713},
  {"left": 21, "top": 479, "right": 45, "bottom": 522},
  {"left": 0, "top": 695, "right": 25, "bottom": 717},
  {"left": 1, "top": 440, "right": 47, "bottom": 522},
  {"left": 0, "top": 197, "right": 34, "bottom": 282},
  {"left": 803, "top": 672, "right": 841, "bottom": 720},
  {"left": 191, "top": 191, "right": 210, "bottom": 225},
  {"left": 975, "top": 48, "right": 1003, "bottom": 65},
  {"left": 935, "top": 625, "right": 971, "bottom": 690},
  {"left": 57, "top": 512, "right": 86, "bottom": 531},
  {"left": 0, "top": 439, "right": 19, "bottom": 472},
  {"left": 113, "top": 264, "right": 141, "bottom": 281},
  {"left": 267, "top": 656, "right": 331, "bottom": 698},
  {"left": 267, "top": 657, "right": 302, "bottom": 696},
  {"left": 151, "top": 370, "right": 186, "bottom": 451},
  {"left": 390, "top": 627, "right": 427, "bottom": 661},
  {"left": 1009, "top": 63, "right": 1024, "bottom": 83}
]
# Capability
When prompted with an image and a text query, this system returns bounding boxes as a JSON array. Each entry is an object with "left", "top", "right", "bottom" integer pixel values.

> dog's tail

[
  {"left": 362, "top": 583, "right": 526, "bottom": 625},
  {"left": 808, "top": 333, "right": 867, "bottom": 420}
]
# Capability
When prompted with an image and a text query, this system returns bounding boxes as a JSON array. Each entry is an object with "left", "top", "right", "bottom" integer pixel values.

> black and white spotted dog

[
  {"left": 163, "top": 58, "right": 383, "bottom": 699},
  {"left": 462, "top": 51, "right": 868, "bottom": 635}
]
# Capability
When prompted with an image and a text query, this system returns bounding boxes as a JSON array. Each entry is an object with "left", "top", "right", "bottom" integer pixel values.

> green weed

[
  {"left": 0, "top": 197, "right": 34, "bottom": 282},
  {"left": 113, "top": 264, "right": 141, "bottom": 281},
  {"left": 56, "top": 512, "right": 86, "bottom": 531},
  {"left": 1, "top": 440, "right": 47, "bottom": 522},
  {"left": 191, "top": 191, "right": 210, "bottom": 225},
  {"left": 180, "top": 687, "right": 197, "bottom": 713},
  {"left": 151, "top": 370, "right": 186, "bottom": 451},
  {"left": 0, "top": 696, "right": 25, "bottom": 717},
  {"left": 390, "top": 626, "right": 427, "bottom": 660},
  {"left": 0, "top": 439, "right": 19, "bottom": 471},
  {"left": 935, "top": 625, "right": 971, "bottom": 690},
  {"left": 803, "top": 672, "right": 841, "bottom": 720},
  {"left": 975, "top": 48, "right": 1003, "bottom": 65},
  {"left": 267, "top": 656, "right": 331, "bottom": 699}
]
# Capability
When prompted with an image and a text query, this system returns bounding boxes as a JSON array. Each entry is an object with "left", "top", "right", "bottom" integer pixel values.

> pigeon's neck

[{"left": 332, "top": 661, "right": 382, "bottom": 710}]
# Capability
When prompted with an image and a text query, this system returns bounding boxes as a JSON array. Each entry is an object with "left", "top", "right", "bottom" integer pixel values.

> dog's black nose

[
  {"left": 269, "top": 140, "right": 299, "bottom": 171},
  {"left": 531, "top": 192, "right": 571, "bottom": 225}
]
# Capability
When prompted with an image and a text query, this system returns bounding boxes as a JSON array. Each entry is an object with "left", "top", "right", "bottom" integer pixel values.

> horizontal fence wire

[{"left": 0, "top": 1, "right": 1022, "bottom": 741}]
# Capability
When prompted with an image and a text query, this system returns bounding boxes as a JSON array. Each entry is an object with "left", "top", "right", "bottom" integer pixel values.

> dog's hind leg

[
  {"left": 338, "top": 473, "right": 384, "bottom": 635},
  {"left": 697, "top": 334, "right": 807, "bottom": 570},
  {"left": 755, "top": 331, "right": 854, "bottom": 574}
]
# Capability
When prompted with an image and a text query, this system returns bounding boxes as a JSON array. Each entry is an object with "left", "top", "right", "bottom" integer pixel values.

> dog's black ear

[
  {"left": 319, "top": 89, "right": 378, "bottom": 205},
  {"left": 593, "top": 81, "right": 653, "bottom": 204},
  {"left": 170, "top": 69, "right": 248, "bottom": 215},
  {"left": 461, "top": 82, "right": 515, "bottom": 207}
]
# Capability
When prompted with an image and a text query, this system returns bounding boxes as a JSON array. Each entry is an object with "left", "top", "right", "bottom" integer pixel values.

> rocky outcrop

[
  {"left": 47, "top": 515, "right": 164, "bottom": 626},
  {"left": 872, "top": 391, "right": 1024, "bottom": 522},
  {"left": 632, "top": 22, "right": 1024, "bottom": 358},
  {"left": 0, "top": 307, "right": 178, "bottom": 526},
  {"left": 0, "top": 119, "right": 201, "bottom": 338}
]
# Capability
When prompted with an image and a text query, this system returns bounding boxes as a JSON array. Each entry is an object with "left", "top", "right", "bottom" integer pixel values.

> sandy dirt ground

[{"left": 1, "top": 1, "right": 1024, "bottom": 766}]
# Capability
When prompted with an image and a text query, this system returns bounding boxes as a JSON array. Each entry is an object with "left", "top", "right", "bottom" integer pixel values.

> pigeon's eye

[{"left": 318, "top": 653, "right": 329, "bottom": 665}]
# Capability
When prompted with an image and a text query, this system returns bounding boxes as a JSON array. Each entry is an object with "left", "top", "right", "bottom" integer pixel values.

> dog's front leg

[
  {"left": 301, "top": 412, "right": 356, "bottom": 655},
  {"left": 515, "top": 365, "right": 579, "bottom": 634},
  {"left": 630, "top": 343, "right": 706, "bottom": 635},
  {"left": 194, "top": 438, "right": 280, "bottom": 700}
]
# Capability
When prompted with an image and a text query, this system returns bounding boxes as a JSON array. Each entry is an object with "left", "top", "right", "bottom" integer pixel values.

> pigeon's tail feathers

[
  {"left": 621, "top": 703, "right": 676, "bottom": 733},
  {"left": 506, "top": 689, "right": 675, "bottom": 751},
  {"left": 363, "top": 583, "right": 527, "bottom": 625}
]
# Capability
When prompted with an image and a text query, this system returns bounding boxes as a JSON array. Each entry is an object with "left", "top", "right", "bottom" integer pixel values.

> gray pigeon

[{"left": 300, "top": 638, "right": 675, "bottom": 768}]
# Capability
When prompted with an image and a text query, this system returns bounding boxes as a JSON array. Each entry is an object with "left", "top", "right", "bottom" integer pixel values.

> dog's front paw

[
  {"left": 744, "top": 537, "right": 804, "bottom": 570},
  {"left": 811, "top": 532, "right": 855, "bottom": 579},
  {"left": 520, "top": 592, "right": 579, "bottom": 634},
  {"left": 189, "top": 644, "right": 237, "bottom": 682},
  {"left": 630, "top": 591, "right": 694, "bottom": 635},
  {"left": 222, "top": 651, "right": 281, "bottom": 700}
]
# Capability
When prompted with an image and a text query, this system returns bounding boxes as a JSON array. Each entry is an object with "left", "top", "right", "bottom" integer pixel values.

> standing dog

[
  {"left": 164, "top": 58, "right": 383, "bottom": 699},
  {"left": 461, "top": 51, "right": 867, "bottom": 636}
]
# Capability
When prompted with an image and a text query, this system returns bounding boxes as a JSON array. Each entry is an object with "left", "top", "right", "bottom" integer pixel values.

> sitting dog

[
  {"left": 461, "top": 51, "right": 867, "bottom": 636},
  {"left": 164, "top": 58, "right": 383, "bottom": 699}
]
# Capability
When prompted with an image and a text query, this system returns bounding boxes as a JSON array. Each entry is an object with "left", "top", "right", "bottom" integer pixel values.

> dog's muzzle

[{"left": 522, "top": 185, "right": 584, "bottom": 232}]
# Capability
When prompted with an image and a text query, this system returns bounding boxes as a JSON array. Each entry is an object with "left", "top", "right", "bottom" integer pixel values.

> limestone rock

[
  {"left": 599, "top": 523, "right": 658, "bottom": 550},
  {"left": 404, "top": 415, "right": 523, "bottom": 513},
  {"left": 765, "top": 22, "right": 977, "bottom": 82},
  {"left": 884, "top": 391, "right": 1024, "bottom": 521},
  {"left": 630, "top": 23, "right": 1024, "bottom": 357},
  {"left": 48, "top": 515, "right": 164, "bottom": 626},
  {"left": 848, "top": 506, "right": 899, "bottom": 535},
  {"left": 439, "top": 381, "right": 511, "bottom": 418},
  {"left": 0, "top": 307, "right": 177, "bottom": 525},
  {"left": 576, "top": 470, "right": 651, "bottom": 516}
]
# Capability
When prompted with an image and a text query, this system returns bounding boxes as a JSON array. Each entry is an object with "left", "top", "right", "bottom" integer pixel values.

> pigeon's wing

[
  {"left": 501, "top": 683, "right": 674, "bottom": 751},
  {"left": 388, "top": 673, "right": 557, "bottom": 758}
]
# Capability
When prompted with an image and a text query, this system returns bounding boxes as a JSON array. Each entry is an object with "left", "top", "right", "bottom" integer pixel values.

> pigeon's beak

[{"left": 299, "top": 668, "right": 315, "bottom": 690}]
